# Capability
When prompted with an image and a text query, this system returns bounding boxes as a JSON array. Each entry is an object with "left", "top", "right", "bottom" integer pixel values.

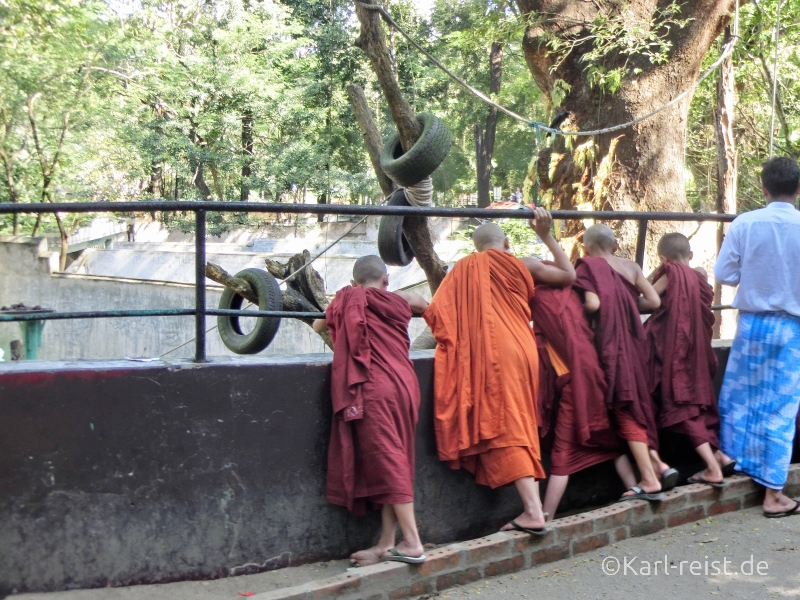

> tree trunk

[
  {"left": 241, "top": 110, "right": 253, "bottom": 201},
  {"left": 354, "top": 2, "right": 420, "bottom": 151},
  {"left": 713, "top": 25, "right": 737, "bottom": 338},
  {"left": 147, "top": 160, "right": 164, "bottom": 198},
  {"left": 209, "top": 162, "right": 224, "bottom": 201},
  {"left": 188, "top": 123, "right": 214, "bottom": 200},
  {"left": 475, "top": 42, "right": 502, "bottom": 209},
  {"left": 346, "top": 83, "right": 395, "bottom": 197},
  {"left": 518, "top": 0, "right": 742, "bottom": 265},
  {"left": 353, "top": 1, "right": 448, "bottom": 294}
]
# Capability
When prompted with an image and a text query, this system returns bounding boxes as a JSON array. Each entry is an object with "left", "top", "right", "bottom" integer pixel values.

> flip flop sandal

[
  {"left": 382, "top": 548, "right": 426, "bottom": 564},
  {"left": 687, "top": 474, "right": 728, "bottom": 489},
  {"left": 764, "top": 500, "right": 800, "bottom": 519},
  {"left": 617, "top": 485, "right": 665, "bottom": 503},
  {"left": 721, "top": 460, "right": 737, "bottom": 477},
  {"left": 660, "top": 468, "right": 679, "bottom": 492},
  {"left": 505, "top": 519, "right": 548, "bottom": 536}
]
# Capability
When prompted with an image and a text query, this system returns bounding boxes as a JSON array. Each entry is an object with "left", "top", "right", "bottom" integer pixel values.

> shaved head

[
  {"left": 657, "top": 232, "right": 691, "bottom": 260},
  {"left": 353, "top": 255, "right": 387, "bottom": 285},
  {"left": 472, "top": 222, "right": 507, "bottom": 252},
  {"left": 583, "top": 224, "right": 617, "bottom": 253}
]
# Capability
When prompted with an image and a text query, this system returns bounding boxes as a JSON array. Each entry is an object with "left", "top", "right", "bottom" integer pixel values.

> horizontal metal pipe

[
  {"left": 0, "top": 309, "right": 197, "bottom": 322},
  {"left": 0, "top": 305, "right": 735, "bottom": 323},
  {"left": 0, "top": 200, "right": 738, "bottom": 222}
]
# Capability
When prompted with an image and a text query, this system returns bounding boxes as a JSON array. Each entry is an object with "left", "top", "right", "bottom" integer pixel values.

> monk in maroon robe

[
  {"left": 645, "top": 233, "right": 735, "bottom": 487},
  {"left": 532, "top": 278, "right": 631, "bottom": 517},
  {"left": 573, "top": 224, "right": 676, "bottom": 502},
  {"left": 314, "top": 255, "right": 429, "bottom": 566}
]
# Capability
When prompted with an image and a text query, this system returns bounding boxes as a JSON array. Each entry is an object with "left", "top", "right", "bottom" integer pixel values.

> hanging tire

[
  {"left": 380, "top": 112, "right": 453, "bottom": 188},
  {"left": 218, "top": 268, "right": 282, "bottom": 354},
  {"left": 378, "top": 189, "right": 415, "bottom": 267}
]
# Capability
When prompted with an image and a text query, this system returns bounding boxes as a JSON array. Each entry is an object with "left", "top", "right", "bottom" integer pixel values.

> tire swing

[
  {"left": 379, "top": 112, "right": 453, "bottom": 188},
  {"left": 378, "top": 189, "right": 415, "bottom": 267},
  {"left": 218, "top": 268, "right": 282, "bottom": 354},
  {"left": 377, "top": 112, "right": 452, "bottom": 266}
]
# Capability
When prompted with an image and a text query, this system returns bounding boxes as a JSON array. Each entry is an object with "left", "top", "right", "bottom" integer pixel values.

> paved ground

[
  {"left": 12, "top": 507, "right": 800, "bottom": 600},
  {"left": 431, "top": 507, "right": 800, "bottom": 600}
]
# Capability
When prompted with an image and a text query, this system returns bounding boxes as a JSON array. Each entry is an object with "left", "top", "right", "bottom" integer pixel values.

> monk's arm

[
  {"left": 635, "top": 267, "right": 661, "bottom": 312},
  {"left": 652, "top": 274, "right": 668, "bottom": 296},
  {"left": 583, "top": 291, "right": 601, "bottom": 313},
  {"left": 694, "top": 266, "right": 708, "bottom": 279},
  {"left": 394, "top": 290, "right": 430, "bottom": 315},
  {"left": 528, "top": 208, "right": 576, "bottom": 283},
  {"left": 521, "top": 257, "right": 576, "bottom": 286},
  {"left": 312, "top": 318, "right": 328, "bottom": 333}
]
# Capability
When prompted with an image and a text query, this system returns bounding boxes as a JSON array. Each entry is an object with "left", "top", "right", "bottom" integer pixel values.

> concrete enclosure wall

[
  {"left": 0, "top": 237, "right": 328, "bottom": 360},
  {"left": 0, "top": 347, "right": 738, "bottom": 595}
]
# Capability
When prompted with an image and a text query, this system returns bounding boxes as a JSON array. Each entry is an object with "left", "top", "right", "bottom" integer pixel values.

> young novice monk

[
  {"left": 574, "top": 224, "right": 676, "bottom": 502},
  {"left": 424, "top": 209, "right": 573, "bottom": 535},
  {"left": 313, "top": 255, "right": 429, "bottom": 566},
  {"left": 644, "top": 233, "right": 735, "bottom": 488},
  {"left": 532, "top": 275, "right": 637, "bottom": 518}
]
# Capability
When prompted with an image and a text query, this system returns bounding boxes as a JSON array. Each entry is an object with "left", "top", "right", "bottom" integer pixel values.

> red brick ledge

[{"left": 253, "top": 465, "right": 800, "bottom": 600}]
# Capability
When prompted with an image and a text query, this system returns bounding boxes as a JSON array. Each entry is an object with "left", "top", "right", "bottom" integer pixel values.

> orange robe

[{"left": 423, "top": 249, "right": 546, "bottom": 488}]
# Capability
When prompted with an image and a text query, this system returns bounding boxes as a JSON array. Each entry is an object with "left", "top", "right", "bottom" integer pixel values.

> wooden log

[
  {"left": 205, "top": 262, "right": 258, "bottom": 304},
  {"left": 352, "top": 1, "right": 449, "bottom": 294},
  {"left": 346, "top": 83, "right": 395, "bottom": 197},
  {"left": 354, "top": 1, "right": 421, "bottom": 151}
]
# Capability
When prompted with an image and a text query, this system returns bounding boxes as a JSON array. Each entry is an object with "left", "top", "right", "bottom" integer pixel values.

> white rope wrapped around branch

[{"left": 404, "top": 176, "right": 433, "bottom": 207}]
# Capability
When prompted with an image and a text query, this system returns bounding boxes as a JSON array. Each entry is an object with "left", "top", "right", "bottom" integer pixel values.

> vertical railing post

[
  {"left": 195, "top": 209, "right": 207, "bottom": 363},
  {"left": 634, "top": 219, "right": 648, "bottom": 268}
]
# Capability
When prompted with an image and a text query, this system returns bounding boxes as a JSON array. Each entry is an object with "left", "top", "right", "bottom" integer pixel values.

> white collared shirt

[{"left": 714, "top": 201, "right": 800, "bottom": 317}]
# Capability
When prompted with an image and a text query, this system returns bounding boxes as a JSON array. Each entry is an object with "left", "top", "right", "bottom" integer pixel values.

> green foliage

[
  {"left": 2, "top": 0, "right": 796, "bottom": 237},
  {"left": 539, "top": 1, "right": 692, "bottom": 95}
]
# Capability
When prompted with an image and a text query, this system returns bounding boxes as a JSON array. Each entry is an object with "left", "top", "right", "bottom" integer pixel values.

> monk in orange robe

[
  {"left": 574, "top": 224, "right": 675, "bottom": 502},
  {"left": 645, "top": 233, "right": 734, "bottom": 487},
  {"left": 314, "top": 255, "right": 429, "bottom": 566},
  {"left": 423, "top": 209, "right": 575, "bottom": 534}
]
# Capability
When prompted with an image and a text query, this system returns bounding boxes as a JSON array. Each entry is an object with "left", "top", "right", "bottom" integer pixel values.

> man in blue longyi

[{"left": 715, "top": 156, "right": 800, "bottom": 518}]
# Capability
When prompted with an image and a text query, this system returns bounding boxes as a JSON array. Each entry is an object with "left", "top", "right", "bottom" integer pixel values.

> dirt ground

[{"left": 12, "top": 507, "right": 800, "bottom": 600}]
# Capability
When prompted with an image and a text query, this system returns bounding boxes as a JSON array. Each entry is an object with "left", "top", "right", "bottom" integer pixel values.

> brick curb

[{"left": 253, "top": 465, "right": 800, "bottom": 600}]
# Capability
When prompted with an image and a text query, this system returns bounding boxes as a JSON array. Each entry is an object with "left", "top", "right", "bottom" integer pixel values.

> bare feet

[
  {"left": 350, "top": 544, "right": 391, "bottom": 567},
  {"left": 382, "top": 539, "right": 424, "bottom": 560}
]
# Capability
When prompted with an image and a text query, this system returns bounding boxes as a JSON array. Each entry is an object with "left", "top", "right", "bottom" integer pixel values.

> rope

[
  {"left": 357, "top": 0, "right": 740, "bottom": 138},
  {"left": 404, "top": 177, "right": 433, "bottom": 206},
  {"left": 768, "top": 0, "right": 782, "bottom": 158}
]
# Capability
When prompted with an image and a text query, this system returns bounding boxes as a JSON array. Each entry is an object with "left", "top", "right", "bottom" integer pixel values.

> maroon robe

[
  {"left": 325, "top": 286, "right": 420, "bottom": 515},
  {"left": 573, "top": 256, "right": 659, "bottom": 449},
  {"left": 532, "top": 282, "right": 624, "bottom": 476},
  {"left": 644, "top": 262, "right": 719, "bottom": 448}
]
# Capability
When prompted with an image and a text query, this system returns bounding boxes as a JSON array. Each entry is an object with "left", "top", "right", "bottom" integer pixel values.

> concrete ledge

[{"left": 250, "top": 465, "right": 800, "bottom": 600}]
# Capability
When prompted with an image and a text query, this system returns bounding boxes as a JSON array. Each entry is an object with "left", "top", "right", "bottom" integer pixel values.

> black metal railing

[{"left": 0, "top": 201, "right": 737, "bottom": 362}]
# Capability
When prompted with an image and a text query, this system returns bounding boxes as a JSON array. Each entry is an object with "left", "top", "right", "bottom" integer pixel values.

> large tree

[{"left": 519, "top": 0, "right": 742, "bottom": 254}]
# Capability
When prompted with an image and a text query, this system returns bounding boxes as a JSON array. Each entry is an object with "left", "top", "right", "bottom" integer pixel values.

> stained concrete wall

[
  {"left": 0, "top": 347, "right": 738, "bottom": 595},
  {"left": 0, "top": 237, "right": 328, "bottom": 360},
  {"left": 0, "top": 236, "right": 450, "bottom": 361}
]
